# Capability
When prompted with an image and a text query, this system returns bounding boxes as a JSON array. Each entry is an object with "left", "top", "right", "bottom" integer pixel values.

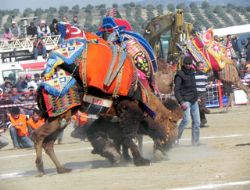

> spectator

[
  {"left": 245, "top": 38, "right": 250, "bottom": 62},
  {"left": 62, "top": 16, "right": 69, "bottom": 23},
  {"left": 15, "top": 88, "right": 36, "bottom": 116},
  {"left": 26, "top": 74, "right": 38, "bottom": 90},
  {"left": 49, "top": 18, "right": 59, "bottom": 35},
  {"left": 9, "top": 86, "right": 20, "bottom": 102},
  {"left": 8, "top": 107, "right": 33, "bottom": 149},
  {"left": 3, "top": 28, "right": 13, "bottom": 43},
  {"left": 223, "top": 82, "right": 234, "bottom": 111},
  {"left": 244, "top": 66, "right": 250, "bottom": 80},
  {"left": 27, "top": 22, "right": 38, "bottom": 37},
  {"left": 37, "top": 20, "right": 51, "bottom": 37},
  {"left": 0, "top": 89, "right": 12, "bottom": 149},
  {"left": 174, "top": 56, "right": 201, "bottom": 146},
  {"left": 72, "top": 15, "right": 80, "bottom": 28},
  {"left": 10, "top": 20, "right": 20, "bottom": 38},
  {"left": 0, "top": 78, "right": 13, "bottom": 94},
  {"left": 33, "top": 36, "right": 47, "bottom": 59},
  {"left": 27, "top": 108, "right": 45, "bottom": 136},
  {"left": 70, "top": 110, "right": 90, "bottom": 140},
  {"left": 195, "top": 61, "right": 210, "bottom": 128},
  {"left": 34, "top": 73, "right": 42, "bottom": 85},
  {"left": 16, "top": 75, "right": 27, "bottom": 92}
]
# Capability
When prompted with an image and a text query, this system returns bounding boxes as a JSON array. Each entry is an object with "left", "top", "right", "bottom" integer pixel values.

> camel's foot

[
  {"left": 36, "top": 172, "right": 45, "bottom": 177},
  {"left": 103, "top": 147, "right": 121, "bottom": 165},
  {"left": 123, "top": 154, "right": 132, "bottom": 162},
  {"left": 36, "top": 161, "right": 45, "bottom": 175},
  {"left": 134, "top": 157, "right": 150, "bottom": 166},
  {"left": 57, "top": 167, "right": 72, "bottom": 174},
  {"left": 153, "top": 149, "right": 165, "bottom": 161}
]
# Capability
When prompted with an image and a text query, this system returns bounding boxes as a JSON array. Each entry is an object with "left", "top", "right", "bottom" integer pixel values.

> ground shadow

[{"left": 235, "top": 143, "right": 250, "bottom": 146}]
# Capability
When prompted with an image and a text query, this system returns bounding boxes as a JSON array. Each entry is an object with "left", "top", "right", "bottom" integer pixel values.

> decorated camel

[
  {"left": 33, "top": 23, "right": 183, "bottom": 176},
  {"left": 185, "top": 29, "right": 249, "bottom": 96},
  {"left": 142, "top": 11, "right": 249, "bottom": 97}
]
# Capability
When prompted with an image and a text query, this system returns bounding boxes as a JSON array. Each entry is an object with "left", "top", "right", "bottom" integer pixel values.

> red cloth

[
  {"left": 192, "top": 36, "right": 220, "bottom": 72},
  {"left": 64, "top": 24, "right": 85, "bottom": 40},
  {"left": 98, "top": 18, "right": 132, "bottom": 33}
]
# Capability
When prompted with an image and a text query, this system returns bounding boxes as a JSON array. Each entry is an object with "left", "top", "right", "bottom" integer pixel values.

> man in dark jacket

[
  {"left": 174, "top": 56, "right": 201, "bottom": 146},
  {"left": 27, "top": 22, "right": 38, "bottom": 37}
]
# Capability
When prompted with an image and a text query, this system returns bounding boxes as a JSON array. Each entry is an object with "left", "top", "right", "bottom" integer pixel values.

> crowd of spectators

[
  {"left": 1, "top": 15, "right": 80, "bottom": 60},
  {"left": 0, "top": 73, "right": 44, "bottom": 149}
]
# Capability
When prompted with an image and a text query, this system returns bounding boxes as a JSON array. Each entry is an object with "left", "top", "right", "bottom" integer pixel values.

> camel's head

[{"left": 153, "top": 98, "right": 183, "bottom": 153}]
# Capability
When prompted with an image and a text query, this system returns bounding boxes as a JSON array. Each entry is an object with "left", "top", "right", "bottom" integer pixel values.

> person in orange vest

[
  {"left": 27, "top": 108, "right": 45, "bottom": 137},
  {"left": 8, "top": 107, "right": 33, "bottom": 149},
  {"left": 70, "top": 110, "right": 90, "bottom": 140}
]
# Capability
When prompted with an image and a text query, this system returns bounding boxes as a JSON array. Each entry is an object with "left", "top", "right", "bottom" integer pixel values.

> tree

[
  {"left": 129, "top": 2, "right": 136, "bottom": 8},
  {"left": 176, "top": 3, "right": 185, "bottom": 10},
  {"left": 112, "top": 3, "right": 118, "bottom": 9},
  {"left": 213, "top": 6, "right": 222, "bottom": 14},
  {"left": 99, "top": 8, "right": 106, "bottom": 17},
  {"left": 23, "top": 8, "right": 32, "bottom": 17},
  {"left": 156, "top": 4, "right": 164, "bottom": 15},
  {"left": 58, "top": 6, "right": 69, "bottom": 16},
  {"left": 34, "top": 8, "right": 43, "bottom": 17},
  {"left": 86, "top": 4, "right": 94, "bottom": 10},
  {"left": 96, "top": 4, "right": 105, "bottom": 10},
  {"left": 146, "top": 4, "right": 154, "bottom": 12},
  {"left": 72, "top": 5, "right": 80, "bottom": 15},
  {"left": 167, "top": 4, "right": 175, "bottom": 12},
  {"left": 48, "top": 7, "right": 57, "bottom": 13},
  {"left": 201, "top": 1, "right": 210, "bottom": 9}
]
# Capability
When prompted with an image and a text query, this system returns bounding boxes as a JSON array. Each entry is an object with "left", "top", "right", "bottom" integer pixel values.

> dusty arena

[{"left": 0, "top": 105, "right": 249, "bottom": 190}]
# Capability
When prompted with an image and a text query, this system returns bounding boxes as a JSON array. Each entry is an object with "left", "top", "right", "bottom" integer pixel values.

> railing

[{"left": 0, "top": 35, "right": 60, "bottom": 54}]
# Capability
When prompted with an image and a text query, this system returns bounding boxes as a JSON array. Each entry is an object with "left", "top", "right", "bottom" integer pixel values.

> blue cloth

[
  {"left": 177, "top": 101, "right": 201, "bottom": 144},
  {"left": 34, "top": 46, "right": 47, "bottom": 59}
]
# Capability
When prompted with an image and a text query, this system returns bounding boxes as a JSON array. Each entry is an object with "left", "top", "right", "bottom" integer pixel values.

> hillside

[{"left": 0, "top": 1, "right": 250, "bottom": 35}]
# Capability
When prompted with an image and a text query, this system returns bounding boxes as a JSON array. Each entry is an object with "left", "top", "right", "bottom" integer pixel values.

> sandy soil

[{"left": 0, "top": 105, "right": 250, "bottom": 190}]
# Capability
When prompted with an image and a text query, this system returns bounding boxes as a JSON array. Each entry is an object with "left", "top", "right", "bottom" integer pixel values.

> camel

[{"left": 32, "top": 26, "right": 183, "bottom": 177}]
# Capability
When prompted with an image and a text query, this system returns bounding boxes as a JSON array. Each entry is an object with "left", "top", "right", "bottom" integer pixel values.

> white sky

[{"left": 1, "top": 0, "right": 141, "bottom": 11}]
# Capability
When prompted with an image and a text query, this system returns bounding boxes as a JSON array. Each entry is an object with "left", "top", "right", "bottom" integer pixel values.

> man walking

[{"left": 174, "top": 56, "right": 201, "bottom": 146}]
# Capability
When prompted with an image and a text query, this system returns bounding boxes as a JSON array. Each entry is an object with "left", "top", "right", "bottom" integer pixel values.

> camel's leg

[
  {"left": 32, "top": 110, "right": 72, "bottom": 176},
  {"left": 89, "top": 135, "right": 121, "bottom": 165},
  {"left": 43, "top": 140, "right": 72, "bottom": 174},
  {"left": 137, "top": 135, "right": 143, "bottom": 153},
  {"left": 122, "top": 137, "right": 150, "bottom": 166},
  {"left": 32, "top": 123, "right": 53, "bottom": 177},
  {"left": 34, "top": 139, "right": 45, "bottom": 177},
  {"left": 121, "top": 143, "right": 132, "bottom": 162},
  {"left": 117, "top": 100, "right": 150, "bottom": 166}
]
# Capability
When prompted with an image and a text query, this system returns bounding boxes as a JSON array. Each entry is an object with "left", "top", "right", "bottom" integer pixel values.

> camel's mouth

[{"left": 153, "top": 138, "right": 172, "bottom": 155}]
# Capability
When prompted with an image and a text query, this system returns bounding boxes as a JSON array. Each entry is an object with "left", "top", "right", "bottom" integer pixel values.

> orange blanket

[{"left": 79, "top": 32, "right": 136, "bottom": 97}]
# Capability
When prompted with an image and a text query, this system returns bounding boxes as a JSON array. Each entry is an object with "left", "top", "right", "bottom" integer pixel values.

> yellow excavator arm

[{"left": 143, "top": 9, "right": 193, "bottom": 62}]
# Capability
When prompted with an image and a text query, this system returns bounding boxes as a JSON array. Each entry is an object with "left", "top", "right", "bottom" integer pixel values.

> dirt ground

[{"left": 0, "top": 105, "right": 250, "bottom": 190}]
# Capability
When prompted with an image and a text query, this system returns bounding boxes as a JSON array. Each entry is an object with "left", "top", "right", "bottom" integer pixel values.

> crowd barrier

[{"left": 206, "top": 80, "right": 249, "bottom": 108}]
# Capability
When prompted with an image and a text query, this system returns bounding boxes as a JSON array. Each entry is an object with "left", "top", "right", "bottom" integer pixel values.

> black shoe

[
  {"left": 192, "top": 142, "right": 200, "bottom": 146},
  {"left": 200, "top": 124, "right": 209, "bottom": 128}
]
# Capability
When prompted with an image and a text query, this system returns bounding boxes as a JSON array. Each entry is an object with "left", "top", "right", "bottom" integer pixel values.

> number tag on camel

[{"left": 83, "top": 94, "right": 113, "bottom": 108}]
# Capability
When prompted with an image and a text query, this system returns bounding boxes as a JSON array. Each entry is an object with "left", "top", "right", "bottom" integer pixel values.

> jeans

[
  {"left": 178, "top": 101, "right": 201, "bottom": 144},
  {"left": 34, "top": 47, "right": 47, "bottom": 59},
  {"left": 9, "top": 127, "right": 33, "bottom": 148}
]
